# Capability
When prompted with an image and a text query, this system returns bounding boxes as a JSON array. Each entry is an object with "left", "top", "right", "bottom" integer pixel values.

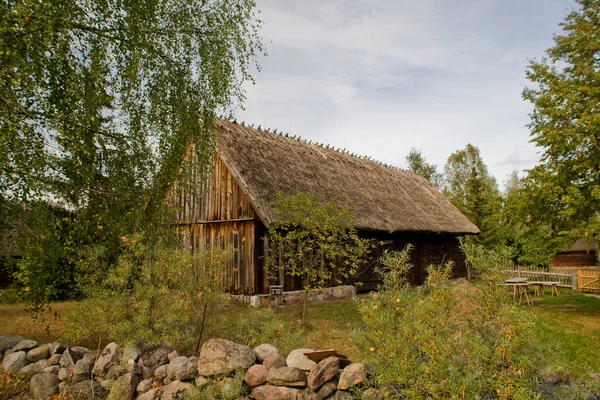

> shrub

[
  {"left": 64, "top": 235, "right": 231, "bottom": 354},
  {"left": 355, "top": 244, "right": 545, "bottom": 399},
  {"left": 0, "top": 371, "right": 29, "bottom": 399}
]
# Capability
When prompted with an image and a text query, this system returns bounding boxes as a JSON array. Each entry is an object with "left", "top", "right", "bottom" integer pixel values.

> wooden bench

[{"left": 528, "top": 281, "right": 560, "bottom": 297}]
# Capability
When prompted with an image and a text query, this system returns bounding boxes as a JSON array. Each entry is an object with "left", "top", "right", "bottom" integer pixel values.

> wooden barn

[
  {"left": 550, "top": 238, "right": 597, "bottom": 268},
  {"left": 173, "top": 120, "right": 479, "bottom": 295}
]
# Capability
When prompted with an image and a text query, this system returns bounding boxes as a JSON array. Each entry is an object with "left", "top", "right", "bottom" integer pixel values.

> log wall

[{"left": 174, "top": 154, "right": 260, "bottom": 294}]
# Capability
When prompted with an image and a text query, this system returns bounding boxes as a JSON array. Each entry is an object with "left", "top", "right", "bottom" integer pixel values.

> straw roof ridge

[
  {"left": 213, "top": 118, "right": 479, "bottom": 235},
  {"left": 220, "top": 118, "right": 418, "bottom": 175}
]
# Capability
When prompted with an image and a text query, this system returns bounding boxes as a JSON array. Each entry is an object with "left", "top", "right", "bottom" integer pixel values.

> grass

[{"left": 1, "top": 290, "right": 599, "bottom": 377}]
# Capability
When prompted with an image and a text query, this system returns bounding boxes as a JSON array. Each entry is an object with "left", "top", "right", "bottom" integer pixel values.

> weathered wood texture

[
  {"left": 175, "top": 154, "right": 260, "bottom": 294},
  {"left": 550, "top": 251, "right": 597, "bottom": 267}
]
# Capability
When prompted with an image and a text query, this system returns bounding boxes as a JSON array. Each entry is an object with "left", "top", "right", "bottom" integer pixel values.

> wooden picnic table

[
  {"left": 528, "top": 281, "right": 561, "bottom": 297},
  {"left": 502, "top": 277, "right": 532, "bottom": 306}
]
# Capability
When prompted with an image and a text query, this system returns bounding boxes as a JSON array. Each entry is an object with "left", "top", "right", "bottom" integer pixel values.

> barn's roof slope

[{"left": 214, "top": 119, "right": 479, "bottom": 235}]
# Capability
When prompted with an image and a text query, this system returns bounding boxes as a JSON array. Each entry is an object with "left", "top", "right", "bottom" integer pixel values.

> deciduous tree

[{"left": 405, "top": 148, "right": 442, "bottom": 189}]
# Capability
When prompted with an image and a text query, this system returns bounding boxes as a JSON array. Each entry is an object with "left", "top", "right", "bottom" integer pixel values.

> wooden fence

[
  {"left": 500, "top": 268, "right": 600, "bottom": 292},
  {"left": 577, "top": 269, "right": 600, "bottom": 292},
  {"left": 502, "top": 270, "right": 573, "bottom": 288}
]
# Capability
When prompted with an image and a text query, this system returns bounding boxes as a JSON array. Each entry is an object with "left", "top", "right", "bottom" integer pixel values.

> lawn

[{"left": 1, "top": 291, "right": 599, "bottom": 377}]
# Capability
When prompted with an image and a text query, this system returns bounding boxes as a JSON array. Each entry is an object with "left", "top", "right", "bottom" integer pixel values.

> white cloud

[{"left": 236, "top": 0, "right": 575, "bottom": 182}]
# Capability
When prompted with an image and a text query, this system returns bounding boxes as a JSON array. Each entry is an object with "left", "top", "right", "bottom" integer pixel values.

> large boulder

[
  {"left": 307, "top": 356, "right": 339, "bottom": 390},
  {"left": 66, "top": 380, "right": 108, "bottom": 399},
  {"left": 244, "top": 364, "right": 268, "bottom": 388},
  {"left": 29, "top": 372, "right": 59, "bottom": 399},
  {"left": 138, "top": 389, "right": 158, "bottom": 400},
  {"left": 137, "top": 379, "right": 152, "bottom": 394},
  {"left": 251, "top": 385, "right": 303, "bottom": 400},
  {"left": 0, "top": 335, "right": 23, "bottom": 356},
  {"left": 3, "top": 351, "right": 29, "bottom": 371},
  {"left": 140, "top": 345, "right": 171, "bottom": 379},
  {"left": 27, "top": 344, "right": 50, "bottom": 362},
  {"left": 263, "top": 352, "right": 287, "bottom": 370},
  {"left": 266, "top": 366, "right": 307, "bottom": 387},
  {"left": 286, "top": 348, "right": 317, "bottom": 371},
  {"left": 12, "top": 339, "right": 38, "bottom": 352},
  {"left": 92, "top": 342, "right": 121, "bottom": 376},
  {"left": 254, "top": 343, "right": 279, "bottom": 362},
  {"left": 107, "top": 372, "right": 139, "bottom": 400},
  {"left": 154, "top": 364, "right": 168, "bottom": 380},
  {"left": 20, "top": 359, "right": 47, "bottom": 375},
  {"left": 167, "top": 356, "right": 197, "bottom": 381},
  {"left": 337, "top": 362, "right": 365, "bottom": 390},
  {"left": 197, "top": 339, "right": 255, "bottom": 376}
]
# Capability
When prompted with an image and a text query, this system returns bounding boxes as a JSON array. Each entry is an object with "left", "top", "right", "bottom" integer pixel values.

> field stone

[
  {"left": 60, "top": 347, "right": 81, "bottom": 368},
  {"left": 327, "top": 390, "right": 353, "bottom": 400},
  {"left": 49, "top": 342, "right": 67, "bottom": 356},
  {"left": 100, "top": 379, "right": 115, "bottom": 391},
  {"left": 251, "top": 385, "right": 303, "bottom": 400},
  {"left": 57, "top": 367, "right": 70, "bottom": 381},
  {"left": 27, "top": 344, "right": 50, "bottom": 362},
  {"left": 71, "top": 346, "right": 90, "bottom": 357},
  {"left": 163, "top": 377, "right": 172, "bottom": 386},
  {"left": 92, "top": 342, "right": 121, "bottom": 376},
  {"left": 244, "top": 364, "right": 268, "bottom": 387},
  {"left": 140, "top": 344, "right": 171, "bottom": 379},
  {"left": 72, "top": 356, "right": 95, "bottom": 384},
  {"left": 254, "top": 343, "right": 279, "bottom": 362},
  {"left": 188, "top": 356, "right": 198, "bottom": 364},
  {"left": 154, "top": 364, "right": 168, "bottom": 380},
  {"left": 167, "top": 356, "right": 196, "bottom": 381},
  {"left": 195, "top": 376, "right": 210, "bottom": 389},
  {"left": 0, "top": 335, "right": 23, "bottom": 355},
  {"left": 137, "top": 379, "right": 152, "bottom": 394},
  {"left": 137, "top": 388, "right": 157, "bottom": 400},
  {"left": 266, "top": 366, "right": 307, "bottom": 387},
  {"left": 13, "top": 339, "right": 38, "bottom": 352},
  {"left": 308, "top": 356, "right": 339, "bottom": 390},
  {"left": 107, "top": 372, "right": 138, "bottom": 400},
  {"left": 337, "top": 362, "right": 365, "bottom": 390},
  {"left": 47, "top": 353, "right": 62, "bottom": 366},
  {"left": 29, "top": 372, "right": 59, "bottom": 399},
  {"left": 197, "top": 338, "right": 255, "bottom": 376},
  {"left": 20, "top": 359, "right": 47, "bottom": 375},
  {"left": 44, "top": 365, "right": 60, "bottom": 374},
  {"left": 157, "top": 380, "right": 191, "bottom": 399},
  {"left": 66, "top": 380, "right": 107, "bottom": 399},
  {"left": 3, "top": 351, "right": 29, "bottom": 371},
  {"left": 306, "top": 379, "right": 337, "bottom": 400},
  {"left": 286, "top": 348, "right": 317, "bottom": 371},
  {"left": 263, "top": 352, "right": 287, "bottom": 370},
  {"left": 58, "top": 381, "right": 67, "bottom": 392},
  {"left": 168, "top": 350, "right": 179, "bottom": 362},
  {"left": 128, "top": 359, "right": 141, "bottom": 375}
]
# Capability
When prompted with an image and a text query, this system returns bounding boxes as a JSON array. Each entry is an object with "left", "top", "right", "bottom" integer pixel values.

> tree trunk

[{"left": 302, "top": 289, "right": 308, "bottom": 327}]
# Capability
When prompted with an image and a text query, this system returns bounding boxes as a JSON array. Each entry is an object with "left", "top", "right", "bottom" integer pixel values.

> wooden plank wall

[{"left": 174, "top": 154, "right": 259, "bottom": 294}]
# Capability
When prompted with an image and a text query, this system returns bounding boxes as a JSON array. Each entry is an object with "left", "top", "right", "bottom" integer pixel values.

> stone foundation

[{"left": 231, "top": 285, "right": 356, "bottom": 308}]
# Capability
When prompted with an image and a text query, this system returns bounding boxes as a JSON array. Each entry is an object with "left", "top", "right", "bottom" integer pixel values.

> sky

[{"left": 234, "top": 0, "right": 576, "bottom": 189}]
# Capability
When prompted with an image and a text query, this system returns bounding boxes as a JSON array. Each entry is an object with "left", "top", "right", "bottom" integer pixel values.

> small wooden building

[
  {"left": 550, "top": 238, "right": 597, "bottom": 268},
  {"left": 173, "top": 120, "right": 479, "bottom": 294}
]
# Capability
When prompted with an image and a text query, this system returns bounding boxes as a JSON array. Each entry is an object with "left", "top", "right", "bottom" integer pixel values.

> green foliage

[
  {"left": 522, "top": 0, "right": 600, "bottom": 242},
  {"left": 184, "top": 371, "right": 246, "bottom": 400},
  {"left": 64, "top": 235, "right": 231, "bottom": 353},
  {"left": 0, "top": 371, "right": 29, "bottom": 399},
  {"left": 266, "top": 192, "right": 371, "bottom": 325},
  {"left": 355, "top": 244, "right": 545, "bottom": 399},
  {"left": 443, "top": 144, "right": 505, "bottom": 248},
  {"left": 405, "top": 148, "right": 443, "bottom": 189},
  {"left": 1, "top": 0, "right": 264, "bottom": 309},
  {"left": 266, "top": 192, "right": 371, "bottom": 290}
]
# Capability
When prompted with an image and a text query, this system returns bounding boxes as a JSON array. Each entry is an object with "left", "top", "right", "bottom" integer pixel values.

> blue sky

[{"left": 235, "top": 0, "right": 575, "bottom": 189}]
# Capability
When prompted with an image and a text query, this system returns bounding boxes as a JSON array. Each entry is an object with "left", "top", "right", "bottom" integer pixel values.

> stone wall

[{"left": 0, "top": 335, "right": 380, "bottom": 400}]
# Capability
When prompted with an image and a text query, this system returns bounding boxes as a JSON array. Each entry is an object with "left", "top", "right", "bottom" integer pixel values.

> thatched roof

[
  {"left": 563, "top": 238, "right": 597, "bottom": 253},
  {"left": 214, "top": 119, "right": 479, "bottom": 235}
]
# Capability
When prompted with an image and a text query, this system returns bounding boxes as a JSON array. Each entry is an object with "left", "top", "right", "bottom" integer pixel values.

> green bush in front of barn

[{"left": 355, "top": 244, "right": 546, "bottom": 399}]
